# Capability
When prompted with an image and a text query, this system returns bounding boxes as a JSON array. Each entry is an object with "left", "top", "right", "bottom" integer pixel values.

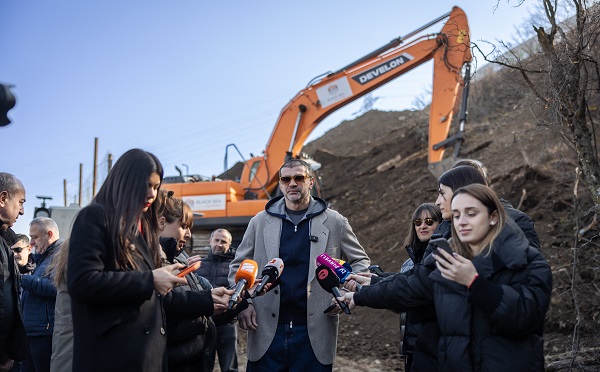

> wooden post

[
  {"left": 79, "top": 163, "right": 83, "bottom": 206},
  {"left": 63, "top": 179, "right": 67, "bottom": 207},
  {"left": 108, "top": 153, "right": 113, "bottom": 173},
  {"left": 92, "top": 137, "right": 98, "bottom": 197}
]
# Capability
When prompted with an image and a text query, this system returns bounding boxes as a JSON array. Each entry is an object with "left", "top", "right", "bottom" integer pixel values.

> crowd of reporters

[{"left": 0, "top": 152, "right": 553, "bottom": 371}]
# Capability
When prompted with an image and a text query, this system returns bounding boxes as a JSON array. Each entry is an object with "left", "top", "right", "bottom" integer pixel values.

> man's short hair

[
  {"left": 30, "top": 217, "right": 59, "bottom": 234},
  {"left": 0, "top": 172, "right": 24, "bottom": 197},
  {"left": 13, "top": 233, "right": 29, "bottom": 246},
  {"left": 279, "top": 159, "right": 314, "bottom": 178},
  {"left": 211, "top": 228, "right": 232, "bottom": 242}
]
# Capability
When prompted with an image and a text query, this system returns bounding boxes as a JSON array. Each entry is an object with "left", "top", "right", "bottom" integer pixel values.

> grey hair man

[
  {"left": 0, "top": 172, "right": 27, "bottom": 371},
  {"left": 21, "top": 217, "right": 62, "bottom": 372}
]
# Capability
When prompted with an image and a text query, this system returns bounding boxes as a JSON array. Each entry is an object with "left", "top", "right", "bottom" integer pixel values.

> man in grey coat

[{"left": 229, "top": 159, "right": 370, "bottom": 371}]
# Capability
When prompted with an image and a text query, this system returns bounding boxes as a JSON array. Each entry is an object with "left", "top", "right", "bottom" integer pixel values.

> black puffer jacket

[
  {"left": 195, "top": 249, "right": 236, "bottom": 289},
  {"left": 501, "top": 198, "right": 541, "bottom": 250},
  {"left": 355, "top": 220, "right": 552, "bottom": 371},
  {"left": 161, "top": 238, "right": 215, "bottom": 372},
  {"left": 399, "top": 241, "right": 436, "bottom": 360}
]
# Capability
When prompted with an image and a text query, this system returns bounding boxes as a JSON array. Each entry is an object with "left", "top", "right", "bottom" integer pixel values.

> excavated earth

[{"left": 234, "top": 67, "right": 600, "bottom": 371}]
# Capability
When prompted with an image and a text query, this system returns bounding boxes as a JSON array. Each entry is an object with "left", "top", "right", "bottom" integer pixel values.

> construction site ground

[{"left": 229, "top": 67, "right": 600, "bottom": 371}]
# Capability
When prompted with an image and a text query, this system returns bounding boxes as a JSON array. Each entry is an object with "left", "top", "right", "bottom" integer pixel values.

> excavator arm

[
  {"left": 164, "top": 6, "right": 471, "bottom": 237},
  {"left": 243, "top": 6, "right": 472, "bottom": 197}
]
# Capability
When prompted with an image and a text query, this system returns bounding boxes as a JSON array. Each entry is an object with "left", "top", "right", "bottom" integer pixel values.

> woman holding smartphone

[
  {"left": 341, "top": 184, "right": 552, "bottom": 371},
  {"left": 67, "top": 149, "right": 186, "bottom": 371},
  {"left": 157, "top": 190, "right": 235, "bottom": 372}
]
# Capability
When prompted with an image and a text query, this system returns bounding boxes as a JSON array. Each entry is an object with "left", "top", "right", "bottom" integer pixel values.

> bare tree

[{"left": 483, "top": 0, "right": 600, "bottom": 209}]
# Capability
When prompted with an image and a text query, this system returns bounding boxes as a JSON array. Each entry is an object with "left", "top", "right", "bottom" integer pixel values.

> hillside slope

[{"left": 302, "top": 69, "right": 600, "bottom": 370}]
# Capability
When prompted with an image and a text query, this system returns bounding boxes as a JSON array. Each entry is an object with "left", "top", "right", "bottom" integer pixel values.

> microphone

[
  {"left": 316, "top": 253, "right": 351, "bottom": 283},
  {"left": 229, "top": 259, "right": 258, "bottom": 309},
  {"left": 251, "top": 258, "right": 284, "bottom": 298},
  {"left": 316, "top": 253, "right": 362, "bottom": 290},
  {"left": 315, "top": 265, "right": 350, "bottom": 315},
  {"left": 335, "top": 259, "right": 362, "bottom": 291}
]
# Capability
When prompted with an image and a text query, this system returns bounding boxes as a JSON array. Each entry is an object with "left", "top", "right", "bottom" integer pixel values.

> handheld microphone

[
  {"left": 251, "top": 258, "right": 284, "bottom": 298},
  {"left": 335, "top": 259, "right": 362, "bottom": 291},
  {"left": 229, "top": 259, "right": 258, "bottom": 309},
  {"left": 315, "top": 266, "right": 350, "bottom": 315},
  {"left": 316, "top": 253, "right": 351, "bottom": 283}
]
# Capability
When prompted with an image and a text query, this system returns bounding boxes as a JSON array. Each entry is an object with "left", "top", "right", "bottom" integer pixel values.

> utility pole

[
  {"left": 92, "top": 137, "right": 98, "bottom": 197},
  {"left": 63, "top": 179, "right": 67, "bottom": 207},
  {"left": 108, "top": 152, "right": 113, "bottom": 172},
  {"left": 79, "top": 163, "right": 83, "bottom": 206}
]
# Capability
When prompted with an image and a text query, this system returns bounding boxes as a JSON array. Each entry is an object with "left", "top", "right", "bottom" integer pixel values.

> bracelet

[{"left": 467, "top": 273, "right": 479, "bottom": 289}]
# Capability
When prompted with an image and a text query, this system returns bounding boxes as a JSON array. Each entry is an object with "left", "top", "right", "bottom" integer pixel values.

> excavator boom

[{"left": 164, "top": 6, "right": 472, "bottom": 243}]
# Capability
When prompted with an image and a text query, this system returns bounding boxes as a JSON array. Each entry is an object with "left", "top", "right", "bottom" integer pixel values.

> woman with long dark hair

[
  {"left": 67, "top": 149, "right": 186, "bottom": 371},
  {"left": 398, "top": 203, "right": 441, "bottom": 371}
]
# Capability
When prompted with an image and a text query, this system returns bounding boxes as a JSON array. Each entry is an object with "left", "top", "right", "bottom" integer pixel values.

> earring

[{"left": 490, "top": 221, "right": 496, "bottom": 226}]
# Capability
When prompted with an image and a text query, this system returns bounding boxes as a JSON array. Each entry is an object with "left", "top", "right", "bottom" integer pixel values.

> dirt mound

[{"left": 301, "top": 68, "right": 600, "bottom": 370}]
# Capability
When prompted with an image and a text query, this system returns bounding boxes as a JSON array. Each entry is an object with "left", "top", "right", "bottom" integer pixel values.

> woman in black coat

[
  {"left": 67, "top": 149, "right": 186, "bottom": 371},
  {"left": 342, "top": 184, "right": 552, "bottom": 371}
]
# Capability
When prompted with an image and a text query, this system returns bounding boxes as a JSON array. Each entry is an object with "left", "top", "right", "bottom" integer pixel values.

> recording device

[
  {"left": 430, "top": 237, "right": 453, "bottom": 256},
  {"left": 229, "top": 259, "right": 258, "bottom": 309},
  {"left": 251, "top": 258, "right": 284, "bottom": 298},
  {"left": 176, "top": 262, "right": 201, "bottom": 278},
  {"left": 315, "top": 266, "right": 350, "bottom": 315},
  {"left": 335, "top": 259, "right": 363, "bottom": 290},
  {"left": 368, "top": 265, "right": 385, "bottom": 276},
  {"left": 316, "top": 253, "right": 351, "bottom": 283},
  {"left": 310, "top": 235, "right": 319, "bottom": 242},
  {"left": 323, "top": 303, "right": 337, "bottom": 314}
]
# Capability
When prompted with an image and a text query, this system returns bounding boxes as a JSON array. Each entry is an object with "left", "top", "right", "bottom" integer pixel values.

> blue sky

[{"left": 1, "top": 1, "right": 535, "bottom": 234}]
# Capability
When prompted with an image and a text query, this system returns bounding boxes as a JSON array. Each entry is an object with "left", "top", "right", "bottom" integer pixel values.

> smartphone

[
  {"left": 368, "top": 265, "right": 385, "bottom": 276},
  {"left": 176, "top": 262, "right": 201, "bottom": 278},
  {"left": 430, "top": 237, "right": 453, "bottom": 255}
]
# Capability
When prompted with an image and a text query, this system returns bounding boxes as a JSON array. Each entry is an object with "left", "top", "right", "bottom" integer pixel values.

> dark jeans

[
  {"left": 247, "top": 324, "right": 332, "bottom": 372},
  {"left": 22, "top": 335, "right": 51, "bottom": 372},
  {"left": 206, "top": 322, "right": 238, "bottom": 372}
]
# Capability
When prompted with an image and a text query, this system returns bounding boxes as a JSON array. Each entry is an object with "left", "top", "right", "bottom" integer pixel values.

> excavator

[{"left": 164, "top": 6, "right": 472, "bottom": 244}]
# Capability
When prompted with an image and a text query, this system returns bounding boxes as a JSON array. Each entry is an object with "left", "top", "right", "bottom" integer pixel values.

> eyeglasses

[
  {"left": 11, "top": 246, "right": 30, "bottom": 253},
  {"left": 279, "top": 174, "right": 310, "bottom": 184},
  {"left": 414, "top": 218, "right": 436, "bottom": 227}
]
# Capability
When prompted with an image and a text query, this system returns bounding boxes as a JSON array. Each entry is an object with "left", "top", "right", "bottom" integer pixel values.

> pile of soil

[{"left": 297, "top": 68, "right": 600, "bottom": 370}]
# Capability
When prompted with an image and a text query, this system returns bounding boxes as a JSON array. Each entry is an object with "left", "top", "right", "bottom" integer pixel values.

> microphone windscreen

[
  {"left": 315, "top": 265, "right": 341, "bottom": 293},
  {"left": 316, "top": 253, "right": 350, "bottom": 282},
  {"left": 262, "top": 258, "right": 284, "bottom": 280},
  {"left": 235, "top": 259, "right": 258, "bottom": 288}
]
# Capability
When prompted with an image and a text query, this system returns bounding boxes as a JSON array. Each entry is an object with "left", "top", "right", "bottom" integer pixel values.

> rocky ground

[{"left": 231, "top": 66, "right": 600, "bottom": 371}]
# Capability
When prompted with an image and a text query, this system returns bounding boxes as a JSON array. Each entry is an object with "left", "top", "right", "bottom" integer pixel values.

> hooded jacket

[{"left": 229, "top": 195, "right": 370, "bottom": 365}]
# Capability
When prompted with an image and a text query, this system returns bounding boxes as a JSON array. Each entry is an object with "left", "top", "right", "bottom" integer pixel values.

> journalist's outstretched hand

[
  {"left": 337, "top": 292, "right": 357, "bottom": 311},
  {"left": 344, "top": 273, "right": 372, "bottom": 287},
  {"left": 211, "top": 287, "right": 234, "bottom": 314}
]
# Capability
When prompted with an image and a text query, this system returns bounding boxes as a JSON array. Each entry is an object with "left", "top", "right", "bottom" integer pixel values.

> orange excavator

[{"left": 164, "top": 6, "right": 472, "bottom": 241}]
